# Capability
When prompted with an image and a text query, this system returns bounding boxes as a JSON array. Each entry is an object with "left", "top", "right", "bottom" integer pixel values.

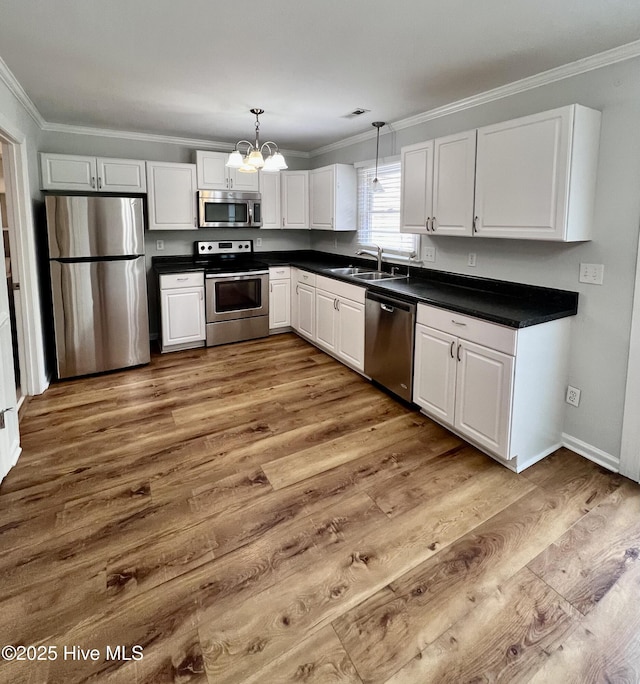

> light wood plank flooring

[{"left": 1, "top": 333, "right": 639, "bottom": 683}]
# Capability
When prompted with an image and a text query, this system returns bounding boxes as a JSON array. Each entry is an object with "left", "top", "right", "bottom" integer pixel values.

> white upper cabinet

[
  {"left": 195, "top": 151, "right": 259, "bottom": 192},
  {"left": 400, "top": 104, "right": 601, "bottom": 241},
  {"left": 309, "top": 164, "right": 357, "bottom": 231},
  {"left": 400, "top": 140, "right": 433, "bottom": 233},
  {"left": 474, "top": 105, "right": 601, "bottom": 241},
  {"left": 40, "top": 153, "right": 146, "bottom": 192},
  {"left": 400, "top": 132, "right": 476, "bottom": 236},
  {"left": 260, "top": 172, "right": 281, "bottom": 230},
  {"left": 146, "top": 161, "right": 197, "bottom": 230},
  {"left": 432, "top": 130, "right": 477, "bottom": 236},
  {"left": 281, "top": 170, "right": 309, "bottom": 229}
]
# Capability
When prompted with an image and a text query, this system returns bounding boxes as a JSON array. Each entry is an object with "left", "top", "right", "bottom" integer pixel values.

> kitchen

[{"left": 1, "top": 1, "right": 640, "bottom": 681}]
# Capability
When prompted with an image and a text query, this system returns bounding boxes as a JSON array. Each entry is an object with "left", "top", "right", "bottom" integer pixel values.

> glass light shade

[
  {"left": 271, "top": 151, "right": 288, "bottom": 170},
  {"left": 372, "top": 177, "right": 385, "bottom": 193},
  {"left": 226, "top": 150, "right": 243, "bottom": 168},
  {"left": 262, "top": 155, "right": 280, "bottom": 172},
  {"left": 238, "top": 160, "right": 258, "bottom": 173},
  {"left": 247, "top": 149, "right": 265, "bottom": 168}
]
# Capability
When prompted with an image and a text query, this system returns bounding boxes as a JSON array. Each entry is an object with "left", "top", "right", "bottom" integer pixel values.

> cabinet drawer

[
  {"left": 316, "top": 274, "right": 366, "bottom": 304},
  {"left": 159, "top": 272, "right": 204, "bottom": 290},
  {"left": 417, "top": 303, "right": 516, "bottom": 355},
  {"left": 269, "top": 266, "right": 291, "bottom": 280},
  {"left": 297, "top": 270, "right": 316, "bottom": 287}
]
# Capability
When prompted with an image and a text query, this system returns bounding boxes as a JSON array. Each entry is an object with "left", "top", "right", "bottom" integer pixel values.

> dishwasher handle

[{"left": 366, "top": 290, "right": 416, "bottom": 314}]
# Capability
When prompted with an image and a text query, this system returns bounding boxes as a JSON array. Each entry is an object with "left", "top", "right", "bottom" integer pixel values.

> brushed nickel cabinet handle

[
  {"left": 457, "top": 344, "right": 462, "bottom": 362},
  {"left": 450, "top": 340, "right": 455, "bottom": 358},
  {"left": 473, "top": 216, "right": 478, "bottom": 234}
]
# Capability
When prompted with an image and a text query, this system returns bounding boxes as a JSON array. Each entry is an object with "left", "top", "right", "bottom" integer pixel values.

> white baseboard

[{"left": 562, "top": 433, "right": 619, "bottom": 472}]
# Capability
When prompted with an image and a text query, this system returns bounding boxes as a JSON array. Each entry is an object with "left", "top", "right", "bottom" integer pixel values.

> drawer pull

[
  {"left": 177, "top": 277, "right": 189, "bottom": 281},
  {"left": 451, "top": 319, "right": 467, "bottom": 326}
]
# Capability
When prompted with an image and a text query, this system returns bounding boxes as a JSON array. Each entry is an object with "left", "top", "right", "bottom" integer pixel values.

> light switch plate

[{"left": 156, "top": 240, "right": 164, "bottom": 251}]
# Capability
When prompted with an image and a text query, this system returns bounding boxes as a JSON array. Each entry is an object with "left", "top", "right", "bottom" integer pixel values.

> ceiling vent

[{"left": 343, "top": 108, "right": 371, "bottom": 118}]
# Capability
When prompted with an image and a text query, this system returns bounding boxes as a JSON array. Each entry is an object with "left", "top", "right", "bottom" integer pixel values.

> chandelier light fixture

[
  {"left": 226, "top": 108, "right": 288, "bottom": 174},
  {"left": 371, "top": 121, "right": 385, "bottom": 193}
]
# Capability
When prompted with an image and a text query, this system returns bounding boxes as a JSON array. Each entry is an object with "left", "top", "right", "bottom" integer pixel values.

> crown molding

[
  {"left": 0, "top": 55, "right": 45, "bottom": 129},
  {"left": 310, "top": 38, "right": 640, "bottom": 157},
  {"left": 41, "top": 121, "right": 310, "bottom": 158}
]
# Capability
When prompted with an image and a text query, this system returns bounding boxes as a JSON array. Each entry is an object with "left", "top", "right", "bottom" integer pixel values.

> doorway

[{"left": 0, "top": 148, "right": 22, "bottom": 403}]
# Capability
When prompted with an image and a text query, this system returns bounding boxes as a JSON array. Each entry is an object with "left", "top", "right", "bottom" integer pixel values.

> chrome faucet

[{"left": 356, "top": 244, "right": 384, "bottom": 270}]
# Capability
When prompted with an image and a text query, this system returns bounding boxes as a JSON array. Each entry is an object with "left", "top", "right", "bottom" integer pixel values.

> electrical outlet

[
  {"left": 424, "top": 246, "right": 436, "bottom": 263},
  {"left": 468, "top": 253, "right": 477, "bottom": 267},
  {"left": 579, "top": 263, "right": 604, "bottom": 285},
  {"left": 566, "top": 385, "right": 581, "bottom": 407},
  {"left": 156, "top": 240, "right": 164, "bottom": 251},
  {"left": 256, "top": 238, "right": 262, "bottom": 247}
]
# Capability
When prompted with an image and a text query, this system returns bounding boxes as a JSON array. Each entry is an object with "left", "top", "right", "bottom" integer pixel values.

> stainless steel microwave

[{"left": 198, "top": 190, "right": 262, "bottom": 228}]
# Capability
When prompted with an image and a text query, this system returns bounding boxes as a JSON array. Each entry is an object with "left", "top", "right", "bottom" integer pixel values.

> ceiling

[{"left": 1, "top": 0, "right": 639, "bottom": 152}]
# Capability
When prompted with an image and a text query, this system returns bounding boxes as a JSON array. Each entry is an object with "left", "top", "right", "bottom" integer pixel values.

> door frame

[{"left": 0, "top": 111, "right": 47, "bottom": 397}]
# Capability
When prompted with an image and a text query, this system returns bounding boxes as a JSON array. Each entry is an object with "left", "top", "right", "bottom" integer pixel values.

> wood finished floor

[{"left": 1, "top": 332, "right": 639, "bottom": 683}]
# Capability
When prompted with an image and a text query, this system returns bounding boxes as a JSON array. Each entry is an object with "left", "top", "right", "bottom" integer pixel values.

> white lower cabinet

[
  {"left": 159, "top": 272, "right": 206, "bottom": 352},
  {"left": 292, "top": 269, "right": 316, "bottom": 339},
  {"left": 269, "top": 266, "right": 291, "bottom": 331},
  {"left": 315, "top": 275, "right": 365, "bottom": 372},
  {"left": 413, "top": 303, "right": 570, "bottom": 471}
]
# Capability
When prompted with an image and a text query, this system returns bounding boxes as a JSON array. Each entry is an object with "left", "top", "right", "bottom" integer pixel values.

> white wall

[{"left": 311, "top": 56, "right": 640, "bottom": 465}]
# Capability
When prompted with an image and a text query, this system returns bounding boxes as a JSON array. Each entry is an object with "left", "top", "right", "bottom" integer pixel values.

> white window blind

[{"left": 357, "top": 161, "right": 417, "bottom": 253}]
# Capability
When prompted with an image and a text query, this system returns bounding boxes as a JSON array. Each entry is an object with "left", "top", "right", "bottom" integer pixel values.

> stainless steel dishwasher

[{"left": 365, "top": 291, "right": 416, "bottom": 402}]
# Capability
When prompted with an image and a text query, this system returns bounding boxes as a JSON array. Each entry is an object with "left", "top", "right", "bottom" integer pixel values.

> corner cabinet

[
  {"left": 400, "top": 104, "right": 601, "bottom": 241},
  {"left": 194, "top": 151, "right": 259, "bottom": 192},
  {"left": 147, "top": 161, "right": 197, "bottom": 231},
  {"left": 413, "top": 303, "right": 570, "bottom": 471},
  {"left": 159, "top": 272, "right": 206, "bottom": 352},
  {"left": 309, "top": 164, "right": 357, "bottom": 231},
  {"left": 40, "top": 153, "right": 147, "bottom": 192},
  {"left": 291, "top": 269, "right": 316, "bottom": 339}
]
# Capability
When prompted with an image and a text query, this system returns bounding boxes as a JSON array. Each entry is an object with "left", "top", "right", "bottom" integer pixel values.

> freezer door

[
  {"left": 50, "top": 257, "right": 150, "bottom": 378},
  {"left": 46, "top": 195, "right": 144, "bottom": 258}
]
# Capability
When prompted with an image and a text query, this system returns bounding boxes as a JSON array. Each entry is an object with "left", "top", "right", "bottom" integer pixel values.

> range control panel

[{"left": 195, "top": 240, "right": 253, "bottom": 255}]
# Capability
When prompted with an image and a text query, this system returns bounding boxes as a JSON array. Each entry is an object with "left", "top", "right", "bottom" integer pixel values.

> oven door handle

[{"left": 206, "top": 271, "right": 269, "bottom": 279}]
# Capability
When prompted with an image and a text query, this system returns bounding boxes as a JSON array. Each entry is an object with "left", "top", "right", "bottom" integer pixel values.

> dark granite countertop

[{"left": 152, "top": 251, "right": 578, "bottom": 329}]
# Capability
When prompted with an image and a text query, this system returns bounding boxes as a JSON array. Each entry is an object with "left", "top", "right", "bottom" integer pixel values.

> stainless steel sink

[
  {"left": 351, "top": 271, "right": 408, "bottom": 281},
  {"left": 328, "top": 267, "right": 376, "bottom": 276}
]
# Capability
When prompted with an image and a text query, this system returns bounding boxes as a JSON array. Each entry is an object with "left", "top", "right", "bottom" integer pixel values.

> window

[{"left": 357, "top": 160, "right": 417, "bottom": 254}]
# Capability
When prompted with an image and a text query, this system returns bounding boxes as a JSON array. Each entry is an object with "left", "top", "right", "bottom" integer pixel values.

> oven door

[{"left": 205, "top": 272, "right": 269, "bottom": 322}]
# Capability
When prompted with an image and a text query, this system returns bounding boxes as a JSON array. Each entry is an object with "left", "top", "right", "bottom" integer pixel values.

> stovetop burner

[{"left": 194, "top": 239, "right": 268, "bottom": 274}]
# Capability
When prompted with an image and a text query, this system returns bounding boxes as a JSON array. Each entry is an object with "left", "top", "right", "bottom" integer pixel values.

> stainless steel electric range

[{"left": 194, "top": 240, "right": 269, "bottom": 347}]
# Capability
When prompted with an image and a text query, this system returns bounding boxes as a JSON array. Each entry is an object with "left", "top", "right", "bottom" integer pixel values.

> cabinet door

[
  {"left": 297, "top": 283, "right": 315, "bottom": 339},
  {"left": 336, "top": 297, "right": 364, "bottom": 371},
  {"left": 228, "top": 167, "right": 260, "bottom": 192},
  {"left": 282, "top": 171, "right": 309, "bottom": 229},
  {"left": 432, "top": 130, "right": 476, "bottom": 236},
  {"left": 315, "top": 289, "right": 337, "bottom": 352},
  {"left": 195, "top": 151, "right": 229, "bottom": 190},
  {"left": 97, "top": 158, "right": 146, "bottom": 192},
  {"left": 413, "top": 324, "right": 457, "bottom": 425},
  {"left": 269, "top": 279, "right": 291, "bottom": 329},
  {"left": 455, "top": 340, "right": 514, "bottom": 458},
  {"left": 400, "top": 141, "right": 433, "bottom": 233},
  {"left": 161, "top": 287, "right": 205, "bottom": 347},
  {"left": 260, "top": 172, "right": 281, "bottom": 229},
  {"left": 309, "top": 166, "right": 334, "bottom": 230},
  {"left": 40, "top": 153, "right": 97, "bottom": 191},
  {"left": 147, "top": 162, "right": 197, "bottom": 230},
  {"left": 474, "top": 107, "right": 571, "bottom": 240}
]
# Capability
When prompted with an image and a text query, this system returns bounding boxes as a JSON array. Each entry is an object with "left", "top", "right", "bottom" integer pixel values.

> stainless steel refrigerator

[{"left": 45, "top": 195, "right": 150, "bottom": 379}]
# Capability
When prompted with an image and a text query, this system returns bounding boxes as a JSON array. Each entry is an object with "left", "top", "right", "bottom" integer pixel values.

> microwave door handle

[{"left": 248, "top": 204, "right": 253, "bottom": 226}]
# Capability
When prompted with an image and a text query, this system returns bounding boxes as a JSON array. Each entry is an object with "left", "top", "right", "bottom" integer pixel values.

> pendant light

[
  {"left": 226, "top": 108, "right": 288, "bottom": 174},
  {"left": 372, "top": 121, "right": 385, "bottom": 193}
]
